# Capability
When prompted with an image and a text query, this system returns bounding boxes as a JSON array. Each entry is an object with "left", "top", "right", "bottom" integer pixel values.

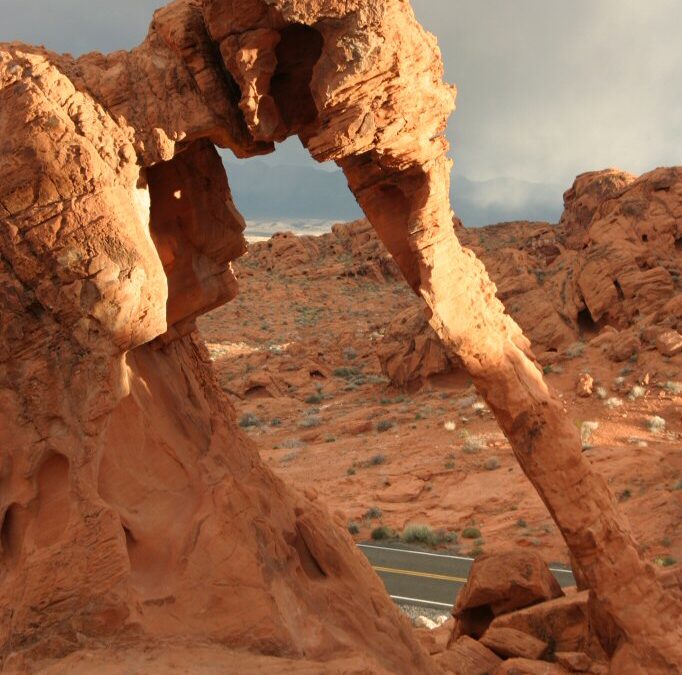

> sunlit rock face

[{"left": 0, "top": 1, "right": 680, "bottom": 673}]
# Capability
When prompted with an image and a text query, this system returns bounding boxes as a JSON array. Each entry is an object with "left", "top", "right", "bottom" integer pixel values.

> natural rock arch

[{"left": 0, "top": 0, "right": 680, "bottom": 672}]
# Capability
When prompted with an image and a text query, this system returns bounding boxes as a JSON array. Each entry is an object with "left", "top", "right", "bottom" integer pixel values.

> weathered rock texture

[
  {"left": 381, "top": 167, "right": 682, "bottom": 378},
  {"left": 0, "top": 0, "right": 680, "bottom": 673}
]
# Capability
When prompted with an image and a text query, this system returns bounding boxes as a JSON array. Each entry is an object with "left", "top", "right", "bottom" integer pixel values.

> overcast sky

[{"left": 2, "top": 0, "right": 680, "bottom": 189}]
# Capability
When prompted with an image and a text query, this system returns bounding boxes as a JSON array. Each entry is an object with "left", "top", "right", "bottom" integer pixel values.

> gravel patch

[{"left": 398, "top": 603, "right": 451, "bottom": 625}]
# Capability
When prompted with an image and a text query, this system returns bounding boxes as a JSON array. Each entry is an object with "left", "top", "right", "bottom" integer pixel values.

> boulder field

[{"left": 0, "top": 0, "right": 680, "bottom": 673}]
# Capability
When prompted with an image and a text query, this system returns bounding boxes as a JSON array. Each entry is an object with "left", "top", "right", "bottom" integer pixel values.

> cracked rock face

[{"left": 1, "top": 0, "right": 680, "bottom": 673}]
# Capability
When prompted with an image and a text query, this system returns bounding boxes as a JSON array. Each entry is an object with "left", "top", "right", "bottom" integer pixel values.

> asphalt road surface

[{"left": 359, "top": 543, "right": 575, "bottom": 610}]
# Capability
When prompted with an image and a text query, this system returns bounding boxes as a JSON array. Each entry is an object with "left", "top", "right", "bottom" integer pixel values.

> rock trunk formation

[{"left": 0, "top": 0, "right": 680, "bottom": 672}]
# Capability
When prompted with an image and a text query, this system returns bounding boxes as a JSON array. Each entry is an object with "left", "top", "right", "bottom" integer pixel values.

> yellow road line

[{"left": 373, "top": 565, "right": 467, "bottom": 584}]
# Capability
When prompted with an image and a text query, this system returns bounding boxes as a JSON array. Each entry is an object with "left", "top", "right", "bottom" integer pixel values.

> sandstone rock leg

[{"left": 340, "top": 154, "right": 682, "bottom": 673}]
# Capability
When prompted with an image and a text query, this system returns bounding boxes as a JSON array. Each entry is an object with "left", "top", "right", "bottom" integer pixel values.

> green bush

[
  {"left": 462, "top": 527, "right": 481, "bottom": 539},
  {"left": 484, "top": 456, "right": 500, "bottom": 471},
  {"left": 239, "top": 413, "right": 262, "bottom": 428},
  {"left": 364, "top": 507, "right": 383, "bottom": 520},
  {"left": 377, "top": 420, "right": 394, "bottom": 433},
  {"left": 462, "top": 436, "right": 486, "bottom": 454},
  {"left": 299, "top": 416, "right": 322, "bottom": 429},
  {"left": 654, "top": 555, "right": 677, "bottom": 568},
  {"left": 402, "top": 524, "right": 439, "bottom": 547},
  {"left": 371, "top": 526, "right": 393, "bottom": 541},
  {"left": 333, "top": 366, "right": 362, "bottom": 379},
  {"left": 348, "top": 521, "right": 360, "bottom": 535}
]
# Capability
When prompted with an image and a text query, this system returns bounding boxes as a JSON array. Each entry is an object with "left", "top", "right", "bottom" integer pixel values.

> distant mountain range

[{"left": 223, "top": 158, "right": 564, "bottom": 228}]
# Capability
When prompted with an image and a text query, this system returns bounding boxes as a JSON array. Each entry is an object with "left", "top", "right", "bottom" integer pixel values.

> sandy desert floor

[{"left": 198, "top": 234, "right": 682, "bottom": 569}]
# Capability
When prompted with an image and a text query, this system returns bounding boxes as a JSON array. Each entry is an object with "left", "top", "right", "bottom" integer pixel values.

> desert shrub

[
  {"left": 299, "top": 416, "right": 322, "bottom": 429},
  {"left": 371, "top": 526, "right": 393, "bottom": 541},
  {"left": 369, "top": 453, "right": 386, "bottom": 466},
  {"left": 364, "top": 507, "right": 383, "bottom": 520},
  {"left": 462, "top": 527, "right": 481, "bottom": 539},
  {"left": 516, "top": 518, "right": 528, "bottom": 528},
  {"left": 377, "top": 420, "right": 394, "bottom": 433},
  {"left": 348, "top": 521, "right": 360, "bottom": 535},
  {"left": 463, "top": 436, "right": 486, "bottom": 454},
  {"left": 280, "top": 438, "right": 303, "bottom": 449},
  {"left": 443, "top": 421, "right": 457, "bottom": 432},
  {"left": 580, "top": 421, "right": 599, "bottom": 450},
  {"left": 595, "top": 386, "right": 608, "bottom": 400},
  {"left": 347, "top": 467, "right": 357, "bottom": 476},
  {"left": 654, "top": 555, "right": 677, "bottom": 567},
  {"left": 239, "top": 413, "right": 262, "bottom": 428},
  {"left": 565, "top": 341, "right": 585, "bottom": 358},
  {"left": 344, "top": 347, "right": 358, "bottom": 361},
  {"left": 402, "top": 524, "right": 439, "bottom": 547},
  {"left": 604, "top": 397, "right": 623, "bottom": 409},
  {"left": 270, "top": 417, "right": 282, "bottom": 427},
  {"left": 365, "top": 375, "right": 390, "bottom": 385},
  {"left": 628, "top": 385, "right": 646, "bottom": 400},
  {"left": 484, "top": 456, "right": 501, "bottom": 471},
  {"left": 333, "top": 366, "right": 362, "bottom": 379},
  {"left": 618, "top": 489, "right": 632, "bottom": 502},
  {"left": 646, "top": 416, "right": 666, "bottom": 434},
  {"left": 662, "top": 381, "right": 682, "bottom": 395},
  {"left": 305, "top": 392, "right": 324, "bottom": 404},
  {"left": 281, "top": 451, "right": 299, "bottom": 464}
]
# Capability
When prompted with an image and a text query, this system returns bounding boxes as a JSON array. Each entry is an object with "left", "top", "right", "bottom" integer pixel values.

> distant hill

[{"left": 223, "top": 158, "right": 564, "bottom": 228}]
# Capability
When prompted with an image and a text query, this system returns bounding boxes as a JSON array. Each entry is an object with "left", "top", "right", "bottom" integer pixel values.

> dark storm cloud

[
  {"left": 411, "top": 0, "right": 682, "bottom": 184},
  {"left": 2, "top": 1, "right": 680, "bottom": 223}
]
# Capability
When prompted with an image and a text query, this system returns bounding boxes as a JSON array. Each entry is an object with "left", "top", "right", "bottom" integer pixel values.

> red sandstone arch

[{"left": 0, "top": 1, "right": 680, "bottom": 672}]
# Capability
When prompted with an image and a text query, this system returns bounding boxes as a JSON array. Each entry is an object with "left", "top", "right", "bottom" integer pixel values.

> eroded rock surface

[
  {"left": 380, "top": 168, "right": 682, "bottom": 385},
  {"left": 1, "top": 0, "right": 680, "bottom": 672}
]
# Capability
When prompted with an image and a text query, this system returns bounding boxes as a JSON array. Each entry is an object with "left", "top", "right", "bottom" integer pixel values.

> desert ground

[{"left": 200, "top": 218, "right": 682, "bottom": 569}]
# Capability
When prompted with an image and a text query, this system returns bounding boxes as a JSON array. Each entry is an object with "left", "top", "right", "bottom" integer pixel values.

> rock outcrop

[
  {"left": 1, "top": 0, "right": 680, "bottom": 672},
  {"left": 381, "top": 167, "right": 682, "bottom": 379}
]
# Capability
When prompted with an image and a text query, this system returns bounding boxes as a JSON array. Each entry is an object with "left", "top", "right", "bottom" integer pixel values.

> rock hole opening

[
  {"left": 613, "top": 279, "right": 625, "bottom": 301},
  {"left": 293, "top": 526, "right": 327, "bottom": 581},
  {"left": 675, "top": 237, "right": 682, "bottom": 251},
  {"left": 459, "top": 604, "right": 495, "bottom": 639},
  {"left": 0, "top": 504, "right": 21, "bottom": 563},
  {"left": 123, "top": 525, "right": 136, "bottom": 549},
  {"left": 271, "top": 24, "right": 324, "bottom": 133},
  {"left": 577, "top": 307, "right": 598, "bottom": 335}
]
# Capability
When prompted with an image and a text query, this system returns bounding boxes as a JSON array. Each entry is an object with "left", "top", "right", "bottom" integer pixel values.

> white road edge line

[
  {"left": 358, "top": 543, "right": 574, "bottom": 575},
  {"left": 359, "top": 543, "right": 474, "bottom": 562},
  {"left": 389, "top": 594, "right": 453, "bottom": 609}
]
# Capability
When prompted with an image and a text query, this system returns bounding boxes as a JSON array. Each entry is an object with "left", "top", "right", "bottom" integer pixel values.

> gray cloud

[
  {"left": 412, "top": 0, "right": 682, "bottom": 185},
  {"left": 2, "top": 1, "right": 680, "bottom": 223}
]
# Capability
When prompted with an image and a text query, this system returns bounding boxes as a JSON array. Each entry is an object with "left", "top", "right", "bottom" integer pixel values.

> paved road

[{"left": 359, "top": 543, "right": 575, "bottom": 610}]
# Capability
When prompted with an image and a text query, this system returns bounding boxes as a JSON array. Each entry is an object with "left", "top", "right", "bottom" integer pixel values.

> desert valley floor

[{"left": 199, "top": 218, "right": 682, "bottom": 569}]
